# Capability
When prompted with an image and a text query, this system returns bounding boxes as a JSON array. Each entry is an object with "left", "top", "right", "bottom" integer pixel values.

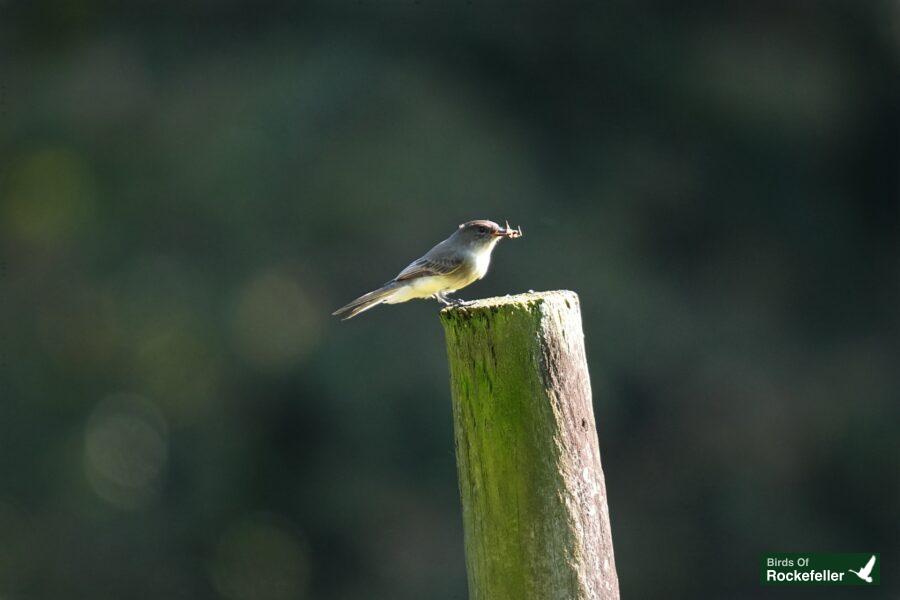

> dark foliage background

[{"left": 2, "top": 2, "right": 898, "bottom": 598}]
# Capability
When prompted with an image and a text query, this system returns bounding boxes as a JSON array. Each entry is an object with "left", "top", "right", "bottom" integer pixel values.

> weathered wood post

[{"left": 440, "top": 290, "right": 619, "bottom": 600}]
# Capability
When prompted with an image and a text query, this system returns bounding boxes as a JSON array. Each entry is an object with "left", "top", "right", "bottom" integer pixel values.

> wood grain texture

[{"left": 440, "top": 291, "right": 619, "bottom": 600}]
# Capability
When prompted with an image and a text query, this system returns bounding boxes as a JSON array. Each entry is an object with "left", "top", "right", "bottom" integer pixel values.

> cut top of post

[{"left": 439, "top": 290, "right": 580, "bottom": 322}]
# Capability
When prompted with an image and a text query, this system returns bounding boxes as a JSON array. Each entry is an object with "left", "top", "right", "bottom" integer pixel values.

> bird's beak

[{"left": 494, "top": 220, "right": 523, "bottom": 239}]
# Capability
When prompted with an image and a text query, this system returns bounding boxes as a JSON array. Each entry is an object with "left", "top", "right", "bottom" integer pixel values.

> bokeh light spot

[
  {"left": 36, "top": 285, "right": 121, "bottom": 377},
  {"left": 83, "top": 394, "right": 168, "bottom": 510},
  {"left": 134, "top": 326, "right": 222, "bottom": 425},
  {"left": 230, "top": 269, "right": 323, "bottom": 370},
  {"left": 3, "top": 147, "right": 97, "bottom": 245},
  {"left": 210, "top": 515, "right": 309, "bottom": 600}
]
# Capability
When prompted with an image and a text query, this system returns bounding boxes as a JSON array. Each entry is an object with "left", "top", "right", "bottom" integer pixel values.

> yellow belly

[
  {"left": 384, "top": 272, "right": 479, "bottom": 304},
  {"left": 385, "top": 276, "right": 450, "bottom": 303}
]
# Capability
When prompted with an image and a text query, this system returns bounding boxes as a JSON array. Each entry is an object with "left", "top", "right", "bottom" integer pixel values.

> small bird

[
  {"left": 848, "top": 555, "right": 876, "bottom": 583},
  {"left": 333, "top": 219, "right": 522, "bottom": 320}
]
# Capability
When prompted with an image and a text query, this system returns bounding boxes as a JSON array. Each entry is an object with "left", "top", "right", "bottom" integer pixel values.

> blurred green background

[{"left": 2, "top": 2, "right": 898, "bottom": 599}]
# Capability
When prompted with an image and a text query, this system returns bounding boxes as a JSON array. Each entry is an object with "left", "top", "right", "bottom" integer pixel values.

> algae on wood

[{"left": 440, "top": 290, "right": 619, "bottom": 600}]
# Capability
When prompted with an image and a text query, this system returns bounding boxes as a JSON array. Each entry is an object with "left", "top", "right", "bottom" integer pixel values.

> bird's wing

[
  {"left": 394, "top": 253, "right": 464, "bottom": 281},
  {"left": 861, "top": 556, "right": 876, "bottom": 576}
]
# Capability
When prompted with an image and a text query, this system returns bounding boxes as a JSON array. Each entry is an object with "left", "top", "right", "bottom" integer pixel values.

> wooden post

[{"left": 440, "top": 290, "right": 619, "bottom": 600}]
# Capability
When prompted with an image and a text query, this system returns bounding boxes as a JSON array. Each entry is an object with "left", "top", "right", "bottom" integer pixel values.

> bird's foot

[{"left": 436, "top": 293, "right": 471, "bottom": 308}]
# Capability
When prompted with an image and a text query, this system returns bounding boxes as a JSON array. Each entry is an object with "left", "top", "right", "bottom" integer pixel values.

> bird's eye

[{"left": 479, "top": 226, "right": 488, "bottom": 234}]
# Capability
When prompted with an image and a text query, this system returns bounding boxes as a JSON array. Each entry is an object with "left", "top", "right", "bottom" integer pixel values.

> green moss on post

[{"left": 440, "top": 290, "right": 619, "bottom": 600}]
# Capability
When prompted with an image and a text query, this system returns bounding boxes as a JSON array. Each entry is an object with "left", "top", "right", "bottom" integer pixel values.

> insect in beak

[{"left": 495, "top": 220, "right": 523, "bottom": 239}]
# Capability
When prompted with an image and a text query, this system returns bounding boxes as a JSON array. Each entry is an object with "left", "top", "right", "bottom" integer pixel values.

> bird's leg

[
  {"left": 447, "top": 294, "right": 471, "bottom": 307},
  {"left": 434, "top": 291, "right": 452, "bottom": 306},
  {"left": 436, "top": 291, "right": 471, "bottom": 307}
]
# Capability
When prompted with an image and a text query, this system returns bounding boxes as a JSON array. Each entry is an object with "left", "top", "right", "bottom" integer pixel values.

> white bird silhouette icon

[{"left": 848, "top": 555, "right": 876, "bottom": 583}]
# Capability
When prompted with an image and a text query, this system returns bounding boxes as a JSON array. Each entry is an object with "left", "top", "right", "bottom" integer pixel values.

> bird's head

[{"left": 452, "top": 219, "right": 522, "bottom": 250}]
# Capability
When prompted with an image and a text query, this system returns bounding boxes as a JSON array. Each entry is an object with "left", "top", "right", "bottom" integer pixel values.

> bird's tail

[{"left": 332, "top": 282, "right": 400, "bottom": 320}]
